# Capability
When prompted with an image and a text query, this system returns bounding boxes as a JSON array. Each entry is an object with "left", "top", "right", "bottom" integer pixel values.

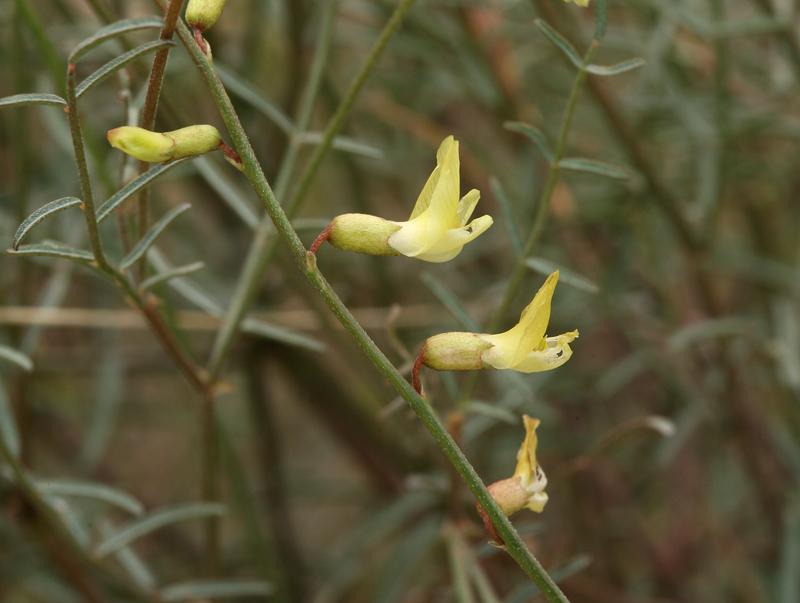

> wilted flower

[
  {"left": 478, "top": 415, "right": 548, "bottom": 544},
  {"left": 107, "top": 125, "right": 221, "bottom": 163},
  {"left": 309, "top": 136, "right": 493, "bottom": 263},
  {"left": 412, "top": 271, "right": 578, "bottom": 393}
]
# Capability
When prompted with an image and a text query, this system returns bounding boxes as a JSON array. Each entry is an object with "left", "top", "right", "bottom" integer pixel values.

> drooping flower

[
  {"left": 413, "top": 271, "right": 578, "bottom": 393},
  {"left": 107, "top": 125, "right": 221, "bottom": 163},
  {"left": 478, "top": 415, "right": 548, "bottom": 544},
  {"left": 310, "top": 136, "right": 493, "bottom": 263}
]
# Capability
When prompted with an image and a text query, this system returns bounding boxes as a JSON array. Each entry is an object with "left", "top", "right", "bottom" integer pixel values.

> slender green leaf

[
  {"left": 13, "top": 197, "right": 82, "bottom": 250},
  {"left": 489, "top": 178, "right": 522, "bottom": 257},
  {"left": 504, "top": 121, "right": 554, "bottom": 163},
  {"left": 535, "top": 19, "right": 582, "bottom": 69},
  {"left": 0, "top": 378, "right": 21, "bottom": 460},
  {"left": 215, "top": 63, "right": 295, "bottom": 134},
  {"left": 69, "top": 17, "right": 165, "bottom": 62},
  {"left": 0, "top": 345, "right": 34, "bottom": 372},
  {"left": 523, "top": 257, "right": 600, "bottom": 294},
  {"left": 97, "top": 158, "right": 191, "bottom": 223},
  {"left": 139, "top": 262, "right": 205, "bottom": 291},
  {"left": 193, "top": 155, "right": 259, "bottom": 229},
  {"left": 76, "top": 40, "right": 177, "bottom": 99},
  {"left": 98, "top": 520, "right": 156, "bottom": 589},
  {"left": 0, "top": 93, "right": 67, "bottom": 108},
  {"left": 8, "top": 242, "right": 95, "bottom": 263},
  {"left": 668, "top": 317, "right": 755, "bottom": 351},
  {"left": 298, "top": 132, "right": 384, "bottom": 160},
  {"left": 161, "top": 580, "right": 273, "bottom": 601},
  {"left": 420, "top": 272, "right": 480, "bottom": 331},
  {"left": 241, "top": 319, "right": 325, "bottom": 353},
  {"left": 559, "top": 157, "right": 631, "bottom": 180},
  {"left": 36, "top": 480, "right": 144, "bottom": 516},
  {"left": 586, "top": 57, "right": 646, "bottom": 77},
  {"left": 594, "top": 0, "right": 608, "bottom": 40},
  {"left": 94, "top": 503, "right": 227, "bottom": 558},
  {"left": 120, "top": 204, "right": 191, "bottom": 271},
  {"left": 465, "top": 401, "right": 517, "bottom": 425}
]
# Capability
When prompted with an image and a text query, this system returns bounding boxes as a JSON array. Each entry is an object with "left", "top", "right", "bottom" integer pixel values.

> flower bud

[
  {"left": 107, "top": 125, "right": 221, "bottom": 163},
  {"left": 186, "top": 0, "right": 229, "bottom": 33},
  {"left": 327, "top": 214, "right": 402, "bottom": 257}
]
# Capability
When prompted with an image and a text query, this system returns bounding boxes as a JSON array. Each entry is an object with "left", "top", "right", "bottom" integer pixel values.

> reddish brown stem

[
  {"left": 218, "top": 140, "right": 242, "bottom": 164},
  {"left": 412, "top": 346, "right": 426, "bottom": 395},
  {"left": 476, "top": 501, "right": 504, "bottom": 546},
  {"left": 308, "top": 222, "right": 333, "bottom": 255}
]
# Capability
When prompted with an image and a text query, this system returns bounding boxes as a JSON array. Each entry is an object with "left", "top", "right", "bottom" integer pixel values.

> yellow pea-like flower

[
  {"left": 107, "top": 125, "right": 221, "bottom": 163},
  {"left": 310, "top": 136, "right": 493, "bottom": 263},
  {"left": 413, "top": 271, "right": 578, "bottom": 393},
  {"left": 478, "top": 415, "right": 548, "bottom": 543}
]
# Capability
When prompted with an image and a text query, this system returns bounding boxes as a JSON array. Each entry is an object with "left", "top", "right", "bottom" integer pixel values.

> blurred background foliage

[{"left": 2, "top": 0, "right": 800, "bottom": 601}]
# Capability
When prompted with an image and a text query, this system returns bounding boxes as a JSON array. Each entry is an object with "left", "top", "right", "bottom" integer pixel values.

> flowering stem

[
  {"left": 156, "top": 3, "right": 570, "bottom": 600},
  {"left": 205, "top": 0, "right": 415, "bottom": 383}
]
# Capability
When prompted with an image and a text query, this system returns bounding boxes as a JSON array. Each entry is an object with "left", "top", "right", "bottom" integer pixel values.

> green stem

[
  {"left": 136, "top": 0, "right": 185, "bottom": 280},
  {"left": 488, "top": 42, "right": 598, "bottom": 333},
  {"left": 460, "top": 42, "right": 598, "bottom": 402},
  {"left": 205, "top": 0, "right": 413, "bottom": 381},
  {"left": 155, "top": 2, "right": 569, "bottom": 599},
  {"left": 66, "top": 64, "right": 110, "bottom": 271}
]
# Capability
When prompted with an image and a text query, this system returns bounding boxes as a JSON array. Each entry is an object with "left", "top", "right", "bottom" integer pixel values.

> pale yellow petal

[
  {"left": 510, "top": 330, "right": 578, "bottom": 373},
  {"left": 457, "top": 189, "right": 481, "bottom": 226},
  {"left": 414, "top": 215, "right": 493, "bottom": 263},
  {"left": 408, "top": 136, "right": 453, "bottom": 220},
  {"left": 424, "top": 139, "right": 460, "bottom": 247},
  {"left": 510, "top": 271, "right": 559, "bottom": 367},
  {"left": 387, "top": 214, "right": 430, "bottom": 257},
  {"left": 512, "top": 415, "right": 540, "bottom": 484}
]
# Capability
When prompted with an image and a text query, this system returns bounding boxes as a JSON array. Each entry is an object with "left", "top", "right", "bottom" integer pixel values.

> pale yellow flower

[
  {"left": 311, "top": 136, "right": 493, "bottom": 263},
  {"left": 413, "top": 271, "right": 578, "bottom": 393},
  {"left": 107, "top": 125, "right": 221, "bottom": 163},
  {"left": 477, "top": 415, "right": 548, "bottom": 543}
]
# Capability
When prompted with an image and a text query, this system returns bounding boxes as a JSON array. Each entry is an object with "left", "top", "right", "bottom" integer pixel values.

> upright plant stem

[
  {"left": 136, "top": 0, "right": 185, "bottom": 279},
  {"left": 205, "top": 0, "right": 415, "bottom": 382},
  {"left": 154, "top": 4, "right": 570, "bottom": 600}
]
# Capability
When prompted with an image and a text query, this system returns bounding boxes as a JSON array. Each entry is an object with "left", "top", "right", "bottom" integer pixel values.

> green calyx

[{"left": 328, "top": 214, "right": 402, "bottom": 257}]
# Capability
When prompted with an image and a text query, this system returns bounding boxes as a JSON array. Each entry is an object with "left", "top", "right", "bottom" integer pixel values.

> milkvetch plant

[
  {"left": 310, "top": 135, "right": 493, "bottom": 263},
  {"left": 478, "top": 415, "right": 548, "bottom": 544},
  {"left": 107, "top": 125, "right": 222, "bottom": 162},
  {"left": 412, "top": 271, "right": 578, "bottom": 393}
]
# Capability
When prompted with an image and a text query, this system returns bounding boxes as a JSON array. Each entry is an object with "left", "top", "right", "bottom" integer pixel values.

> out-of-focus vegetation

[{"left": 2, "top": 0, "right": 800, "bottom": 601}]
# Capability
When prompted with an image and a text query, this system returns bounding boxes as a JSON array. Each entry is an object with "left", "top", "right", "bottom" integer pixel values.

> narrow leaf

[
  {"left": 241, "top": 319, "right": 325, "bottom": 353},
  {"left": 0, "top": 93, "right": 67, "bottom": 109},
  {"left": 594, "top": 0, "right": 608, "bottom": 40},
  {"left": 489, "top": 178, "right": 522, "bottom": 257},
  {"left": 193, "top": 156, "right": 259, "bottom": 229},
  {"left": 96, "top": 158, "right": 191, "bottom": 223},
  {"left": 420, "top": 272, "right": 480, "bottom": 332},
  {"left": 559, "top": 157, "right": 631, "bottom": 180},
  {"left": 76, "top": 40, "right": 177, "bottom": 99},
  {"left": 504, "top": 122, "right": 554, "bottom": 163},
  {"left": 161, "top": 580, "right": 273, "bottom": 601},
  {"left": 465, "top": 401, "right": 517, "bottom": 425},
  {"left": 0, "top": 345, "right": 34, "bottom": 371},
  {"left": 69, "top": 16, "right": 165, "bottom": 62},
  {"left": 535, "top": 19, "right": 582, "bottom": 69},
  {"left": 8, "top": 242, "right": 95, "bottom": 263},
  {"left": 0, "top": 378, "right": 21, "bottom": 459},
  {"left": 215, "top": 64, "right": 295, "bottom": 134},
  {"left": 120, "top": 203, "right": 191, "bottom": 271},
  {"left": 94, "top": 503, "right": 227, "bottom": 558},
  {"left": 140, "top": 262, "right": 205, "bottom": 291},
  {"left": 524, "top": 257, "right": 600, "bottom": 294},
  {"left": 298, "top": 132, "right": 384, "bottom": 160},
  {"left": 36, "top": 480, "right": 144, "bottom": 516},
  {"left": 586, "top": 57, "right": 646, "bottom": 77},
  {"left": 13, "top": 197, "right": 82, "bottom": 250}
]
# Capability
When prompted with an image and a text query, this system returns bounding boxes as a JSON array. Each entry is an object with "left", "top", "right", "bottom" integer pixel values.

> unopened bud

[
  {"left": 186, "top": 0, "right": 229, "bottom": 33},
  {"left": 420, "top": 332, "right": 493, "bottom": 372},
  {"left": 328, "top": 214, "right": 402, "bottom": 257},
  {"left": 107, "top": 125, "right": 221, "bottom": 163}
]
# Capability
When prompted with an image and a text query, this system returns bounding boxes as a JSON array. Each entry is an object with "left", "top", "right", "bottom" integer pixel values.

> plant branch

[{"left": 152, "top": 2, "right": 569, "bottom": 599}]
